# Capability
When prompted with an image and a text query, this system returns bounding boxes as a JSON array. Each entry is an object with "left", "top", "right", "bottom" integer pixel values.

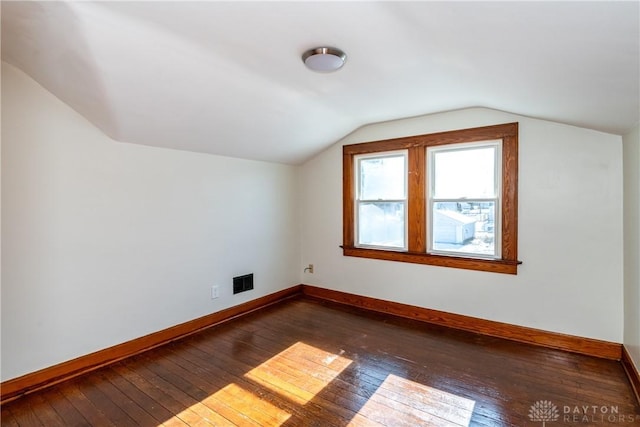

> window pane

[
  {"left": 432, "top": 201, "right": 496, "bottom": 257},
  {"left": 358, "top": 202, "right": 405, "bottom": 248},
  {"left": 433, "top": 146, "right": 496, "bottom": 199},
  {"left": 359, "top": 155, "right": 405, "bottom": 200}
]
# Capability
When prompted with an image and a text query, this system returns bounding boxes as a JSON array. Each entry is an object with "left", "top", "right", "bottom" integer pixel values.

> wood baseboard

[
  {"left": 0, "top": 285, "right": 303, "bottom": 405},
  {"left": 622, "top": 346, "right": 640, "bottom": 404},
  {"left": 301, "top": 285, "right": 622, "bottom": 360}
]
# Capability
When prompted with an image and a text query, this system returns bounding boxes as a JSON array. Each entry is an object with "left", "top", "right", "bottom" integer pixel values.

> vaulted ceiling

[{"left": 2, "top": 1, "right": 639, "bottom": 164}]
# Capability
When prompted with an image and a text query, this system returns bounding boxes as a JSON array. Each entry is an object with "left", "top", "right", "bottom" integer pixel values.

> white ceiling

[{"left": 2, "top": 1, "right": 639, "bottom": 165}]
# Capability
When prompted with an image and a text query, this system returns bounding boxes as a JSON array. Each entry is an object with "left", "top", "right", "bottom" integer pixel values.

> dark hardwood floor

[{"left": 2, "top": 298, "right": 639, "bottom": 426}]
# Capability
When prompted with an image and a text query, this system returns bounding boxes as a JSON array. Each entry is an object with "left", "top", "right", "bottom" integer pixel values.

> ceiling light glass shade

[{"left": 302, "top": 47, "right": 347, "bottom": 72}]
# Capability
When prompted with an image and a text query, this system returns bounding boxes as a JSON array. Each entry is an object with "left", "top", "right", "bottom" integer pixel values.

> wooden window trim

[{"left": 343, "top": 122, "right": 521, "bottom": 274}]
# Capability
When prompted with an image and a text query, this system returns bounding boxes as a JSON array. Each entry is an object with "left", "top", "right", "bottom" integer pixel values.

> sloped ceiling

[{"left": 2, "top": 1, "right": 639, "bottom": 164}]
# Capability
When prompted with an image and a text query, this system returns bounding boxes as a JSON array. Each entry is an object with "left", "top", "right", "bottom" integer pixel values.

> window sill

[{"left": 342, "top": 246, "right": 521, "bottom": 275}]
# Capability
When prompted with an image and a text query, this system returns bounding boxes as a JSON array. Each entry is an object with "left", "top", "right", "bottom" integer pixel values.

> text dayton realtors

[{"left": 562, "top": 405, "right": 639, "bottom": 424}]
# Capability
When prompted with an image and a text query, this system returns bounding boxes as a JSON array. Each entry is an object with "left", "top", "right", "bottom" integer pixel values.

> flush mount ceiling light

[{"left": 302, "top": 47, "right": 347, "bottom": 73}]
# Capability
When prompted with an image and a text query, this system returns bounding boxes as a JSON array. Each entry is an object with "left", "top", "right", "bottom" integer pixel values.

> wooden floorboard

[{"left": 2, "top": 298, "right": 639, "bottom": 426}]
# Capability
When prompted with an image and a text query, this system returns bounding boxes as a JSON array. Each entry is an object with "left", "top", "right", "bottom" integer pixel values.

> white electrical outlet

[{"left": 211, "top": 286, "right": 219, "bottom": 299}]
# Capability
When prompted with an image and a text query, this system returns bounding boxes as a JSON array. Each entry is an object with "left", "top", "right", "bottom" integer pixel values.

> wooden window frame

[{"left": 343, "top": 122, "right": 521, "bottom": 274}]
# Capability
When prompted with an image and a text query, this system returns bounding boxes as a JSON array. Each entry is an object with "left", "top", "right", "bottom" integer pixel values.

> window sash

[
  {"left": 354, "top": 151, "right": 408, "bottom": 251},
  {"left": 427, "top": 141, "right": 502, "bottom": 259}
]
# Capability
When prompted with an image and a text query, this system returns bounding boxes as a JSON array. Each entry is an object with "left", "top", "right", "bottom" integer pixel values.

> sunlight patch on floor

[
  {"left": 210, "top": 383, "right": 291, "bottom": 425},
  {"left": 349, "top": 374, "right": 475, "bottom": 427},
  {"left": 244, "top": 341, "right": 352, "bottom": 404},
  {"left": 159, "top": 343, "right": 475, "bottom": 426},
  {"left": 163, "top": 382, "right": 291, "bottom": 426}
]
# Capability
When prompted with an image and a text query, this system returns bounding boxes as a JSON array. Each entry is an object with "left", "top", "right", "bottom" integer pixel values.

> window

[
  {"left": 355, "top": 152, "right": 408, "bottom": 250},
  {"left": 428, "top": 141, "right": 501, "bottom": 259},
  {"left": 343, "top": 123, "right": 520, "bottom": 274}
]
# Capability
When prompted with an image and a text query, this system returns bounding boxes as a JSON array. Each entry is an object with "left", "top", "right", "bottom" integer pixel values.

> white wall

[
  {"left": 1, "top": 62, "right": 301, "bottom": 381},
  {"left": 624, "top": 124, "right": 640, "bottom": 370},
  {"left": 301, "top": 108, "right": 624, "bottom": 342}
]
